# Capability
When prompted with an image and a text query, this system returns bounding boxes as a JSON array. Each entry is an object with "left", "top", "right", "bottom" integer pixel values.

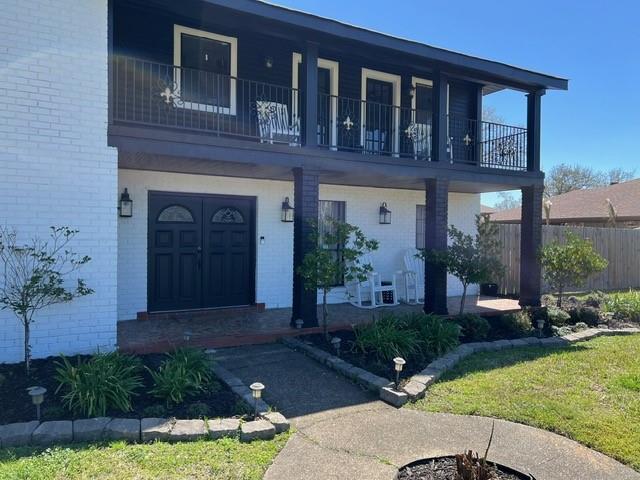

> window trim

[
  {"left": 173, "top": 24, "right": 238, "bottom": 115},
  {"left": 292, "top": 53, "right": 339, "bottom": 148},
  {"left": 361, "top": 68, "right": 402, "bottom": 156},
  {"left": 318, "top": 199, "right": 347, "bottom": 287}
]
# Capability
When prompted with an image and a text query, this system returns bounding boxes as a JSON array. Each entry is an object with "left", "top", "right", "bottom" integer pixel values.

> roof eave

[{"left": 204, "top": 0, "right": 569, "bottom": 91}]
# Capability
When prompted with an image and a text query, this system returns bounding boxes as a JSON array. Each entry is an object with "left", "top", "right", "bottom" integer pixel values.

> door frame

[
  {"left": 361, "top": 68, "right": 401, "bottom": 156},
  {"left": 147, "top": 190, "right": 257, "bottom": 313}
]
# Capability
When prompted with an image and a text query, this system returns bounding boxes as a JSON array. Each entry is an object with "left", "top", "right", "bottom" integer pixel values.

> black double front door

[{"left": 148, "top": 192, "right": 255, "bottom": 312}]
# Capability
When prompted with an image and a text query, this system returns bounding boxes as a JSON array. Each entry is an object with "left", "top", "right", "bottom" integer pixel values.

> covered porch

[{"left": 117, "top": 296, "right": 521, "bottom": 354}]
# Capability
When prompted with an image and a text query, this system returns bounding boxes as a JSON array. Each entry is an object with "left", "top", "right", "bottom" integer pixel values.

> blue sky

[{"left": 274, "top": 0, "right": 640, "bottom": 206}]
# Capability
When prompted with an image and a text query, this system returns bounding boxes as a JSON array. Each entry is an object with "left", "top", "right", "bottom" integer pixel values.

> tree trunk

[
  {"left": 322, "top": 290, "right": 329, "bottom": 340},
  {"left": 459, "top": 284, "right": 468, "bottom": 316},
  {"left": 24, "top": 319, "right": 31, "bottom": 376},
  {"left": 557, "top": 286, "right": 564, "bottom": 308}
]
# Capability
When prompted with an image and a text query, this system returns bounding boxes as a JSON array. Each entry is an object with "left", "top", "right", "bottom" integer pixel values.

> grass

[
  {"left": 409, "top": 335, "right": 640, "bottom": 470},
  {"left": 0, "top": 434, "right": 290, "bottom": 480}
]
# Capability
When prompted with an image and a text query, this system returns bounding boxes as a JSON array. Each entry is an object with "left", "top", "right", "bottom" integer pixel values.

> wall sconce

[
  {"left": 119, "top": 188, "right": 133, "bottom": 217},
  {"left": 407, "top": 86, "right": 416, "bottom": 98},
  {"left": 281, "top": 197, "right": 294, "bottom": 222},
  {"left": 264, "top": 56, "right": 274, "bottom": 69},
  {"left": 379, "top": 202, "right": 391, "bottom": 224}
]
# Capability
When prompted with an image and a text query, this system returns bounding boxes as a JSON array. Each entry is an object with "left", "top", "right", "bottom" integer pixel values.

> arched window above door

[
  {"left": 157, "top": 205, "right": 195, "bottom": 223},
  {"left": 211, "top": 207, "right": 244, "bottom": 224}
]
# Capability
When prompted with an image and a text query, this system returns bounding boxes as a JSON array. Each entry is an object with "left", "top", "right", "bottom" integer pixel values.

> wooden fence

[{"left": 497, "top": 224, "right": 640, "bottom": 295}]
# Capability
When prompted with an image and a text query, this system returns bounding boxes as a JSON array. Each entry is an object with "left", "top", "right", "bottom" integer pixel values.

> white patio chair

[
  {"left": 256, "top": 101, "right": 300, "bottom": 146},
  {"left": 345, "top": 253, "right": 399, "bottom": 308},
  {"left": 403, "top": 248, "right": 425, "bottom": 304}
]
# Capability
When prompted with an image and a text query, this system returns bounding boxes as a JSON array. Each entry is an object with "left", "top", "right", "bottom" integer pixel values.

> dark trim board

[
  {"left": 112, "top": 125, "right": 544, "bottom": 193},
  {"left": 147, "top": 190, "right": 257, "bottom": 313}
]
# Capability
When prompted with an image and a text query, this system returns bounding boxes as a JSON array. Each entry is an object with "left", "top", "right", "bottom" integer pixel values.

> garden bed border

[
  {"left": 0, "top": 353, "right": 290, "bottom": 449},
  {"left": 282, "top": 328, "right": 640, "bottom": 408}
]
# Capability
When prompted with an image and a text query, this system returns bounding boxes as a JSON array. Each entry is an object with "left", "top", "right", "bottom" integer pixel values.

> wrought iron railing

[
  {"left": 317, "top": 94, "right": 433, "bottom": 160},
  {"left": 111, "top": 56, "right": 302, "bottom": 145},
  {"left": 447, "top": 115, "right": 528, "bottom": 171},
  {"left": 111, "top": 57, "right": 527, "bottom": 170}
]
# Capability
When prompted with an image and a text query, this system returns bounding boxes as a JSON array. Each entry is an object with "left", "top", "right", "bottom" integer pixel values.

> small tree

[
  {"left": 422, "top": 215, "right": 503, "bottom": 315},
  {"left": 297, "top": 220, "right": 379, "bottom": 339},
  {"left": 539, "top": 231, "right": 608, "bottom": 308},
  {"left": 0, "top": 226, "right": 93, "bottom": 374}
]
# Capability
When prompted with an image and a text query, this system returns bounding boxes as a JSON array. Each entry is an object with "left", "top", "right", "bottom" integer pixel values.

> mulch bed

[
  {"left": 397, "top": 457, "right": 530, "bottom": 480},
  {"left": 303, "top": 331, "right": 425, "bottom": 379},
  {"left": 303, "top": 318, "right": 526, "bottom": 380},
  {"left": 0, "top": 354, "right": 247, "bottom": 425}
]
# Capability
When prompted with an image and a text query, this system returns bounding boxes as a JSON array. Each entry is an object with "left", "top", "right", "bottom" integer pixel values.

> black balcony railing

[
  {"left": 112, "top": 56, "right": 302, "bottom": 145},
  {"left": 317, "top": 93, "right": 433, "bottom": 160},
  {"left": 111, "top": 57, "right": 528, "bottom": 171}
]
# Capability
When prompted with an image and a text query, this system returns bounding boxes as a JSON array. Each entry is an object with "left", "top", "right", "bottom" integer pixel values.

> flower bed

[
  {"left": 0, "top": 351, "right": 245, "bottom": 425},
  {"left": 302, "top": 311, "right": 537, "bottom": 381}
]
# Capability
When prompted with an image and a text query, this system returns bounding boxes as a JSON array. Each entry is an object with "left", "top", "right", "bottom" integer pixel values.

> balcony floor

[{"left": 117, "top": 296, "right": 521, "bottom": 355}]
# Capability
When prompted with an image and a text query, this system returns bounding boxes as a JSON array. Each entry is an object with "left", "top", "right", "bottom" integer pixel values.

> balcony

[{"left": 111, "top": 56, "right": 528, "bottom": 172}]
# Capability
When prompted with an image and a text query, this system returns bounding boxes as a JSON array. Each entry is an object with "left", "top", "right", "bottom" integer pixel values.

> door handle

[{"left": 197, "top": 246, "right": 202, "bottom": 269}]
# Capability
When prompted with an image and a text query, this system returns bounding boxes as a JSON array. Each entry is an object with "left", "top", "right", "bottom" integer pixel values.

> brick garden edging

[
  {"left": 281, "top": 328, "right": 640, "bottom": 408},
  {"left": 0, "top": 358, "right": 290, "bottom": 449}
]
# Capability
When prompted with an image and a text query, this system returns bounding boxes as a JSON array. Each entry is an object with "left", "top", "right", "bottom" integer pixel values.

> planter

[
  {"left": 480, "top": 283, "right": 499, "bottom": 296},
  {"left": 397, "top": 456, "right": 534, "bottom": 480}
]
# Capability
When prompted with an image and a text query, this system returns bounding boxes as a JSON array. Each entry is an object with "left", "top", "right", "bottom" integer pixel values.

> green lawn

[
  {"left": 410, "top": 335, "right": 640, "bottom": 470},
  {"left": 0, "top": 434, "right": 289, "bottom": 480}
]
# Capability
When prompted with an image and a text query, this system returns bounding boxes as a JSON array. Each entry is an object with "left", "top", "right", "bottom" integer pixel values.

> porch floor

[{"left": 117, "top": 296, "right": 520, "bottom": 355}]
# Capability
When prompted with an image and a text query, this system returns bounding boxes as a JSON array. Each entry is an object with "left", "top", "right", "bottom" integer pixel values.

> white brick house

[
  {"left": 0, "top": 0, "right": 565, "bottom": 363},
  {"left": 0, "top": 0, "right": 117, "bottom": 362}
]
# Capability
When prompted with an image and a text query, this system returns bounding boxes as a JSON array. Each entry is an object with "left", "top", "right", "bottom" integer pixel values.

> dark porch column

[
  {"left": 526, "top": 89, "right": 545, "bottom": 172},
  {"left": 520, "top": 184, "right": 544, "bottom": 307},
  {"left": 424, "top": 178, "right": 449, "bottom": 315},
  {"left": 291, "top": 167, "right": 319, "bottom": 327},
  {"left": 301, "top": 42, "right": 319, "bottom": 148},
  {"left": 431, "top": 71, "right": 449, "bottom": 163}
]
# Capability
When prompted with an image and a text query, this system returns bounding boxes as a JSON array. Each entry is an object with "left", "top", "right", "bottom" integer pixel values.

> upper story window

[{"left": 173, "top": 25, "right": 238, "bottom": 115}]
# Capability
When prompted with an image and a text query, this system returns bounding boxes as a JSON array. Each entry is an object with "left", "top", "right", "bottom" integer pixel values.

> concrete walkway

[{"left": 216, "top": 344, "right": 640, "bottom": 480}]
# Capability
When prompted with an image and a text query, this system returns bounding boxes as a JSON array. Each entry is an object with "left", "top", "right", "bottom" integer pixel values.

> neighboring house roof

[
  {"left": 481, "top": 205, "right": 496, "bottom": 214},
  {"left": 491, "top": 179, "right": 640, "bottom": 223},
  {"left": 205, "top": 0, "right": 568, "bottom": 91}
]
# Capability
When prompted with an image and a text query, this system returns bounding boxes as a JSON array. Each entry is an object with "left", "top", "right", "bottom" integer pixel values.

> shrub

[
  {"left": 603, "top": 291, "right": 640, "bottom": 321},
  {"left": 546, "top": 306, "right": 571, "bottom": 326},
  {"left": 584, "top": 291, "right": 606, "bottom": 309},
  {"left": 539, "top": 231, "right": 608, "bottom": 308},
  {"left": 552, "top": 325, "right": 573, "bottom": 337},
  {"left": 404, "top": 313, "right": 460, "bottom": 358},
  {"left": 186, "top": 401, "right": 211, "bottom": 419},
  {"left": 421, "top": 215, "right": 503, "bottom": 315},
  {"left": 570, "top": 306, "right": 601, "bottom": 326},
  {"left": 142, "top": 404, "right": 168, "bottom": 418},
  {"left": 352, "top": 314, "right": 419, "bottom": 362},
  {"left": 55, "top": 352, "right": 142, "bottom": 417},
  {"left": 149, "top": 348, "right": 213, "bottom": 406},
  {"left": 452, "top": 314, "right": 490, "bottom": 342},
  {"left": 492, "top": 311, "right": 534, "bottom": 338}
]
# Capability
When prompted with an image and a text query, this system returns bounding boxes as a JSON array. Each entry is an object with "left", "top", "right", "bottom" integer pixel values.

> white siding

[
  {"left": 0, "top": 0, "right": 117, "bottom": 362},
  {"left": 118, "top": 170, "right": 480, "bottom": 320}
]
